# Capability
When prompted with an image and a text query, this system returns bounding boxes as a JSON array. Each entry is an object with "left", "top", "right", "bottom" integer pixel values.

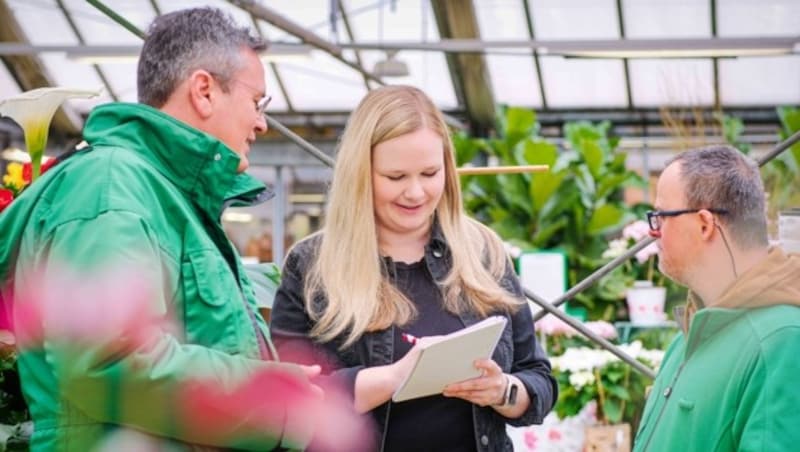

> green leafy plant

[{"left": 455, "top": 107, "right": 647, "bottom": 319}]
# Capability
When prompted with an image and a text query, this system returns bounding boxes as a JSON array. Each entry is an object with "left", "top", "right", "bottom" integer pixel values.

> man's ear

[
  {"left": 187, "top": 70, "right": 215, "bottom": 119},
  {"left": 698, "top": 209, "right": 717, "bottom": 241}
]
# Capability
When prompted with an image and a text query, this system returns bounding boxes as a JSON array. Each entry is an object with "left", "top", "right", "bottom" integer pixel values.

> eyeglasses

[
  {"left": 210, "top": 72, "right": 271, "bottom": 116},
  {"left": 254, "top": 93, "right": 272, "bottom": 116},
  {"left": 646, "top": 208, "right": 729, "bottom": 232}
]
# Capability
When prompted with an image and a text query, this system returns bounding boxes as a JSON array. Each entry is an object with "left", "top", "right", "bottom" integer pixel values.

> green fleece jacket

[
  {"left": 0, "top": 103, "right": 297, "bottom": 450},
  {"left": 634, "top": 248, "right": 800, "bottom": 452}
]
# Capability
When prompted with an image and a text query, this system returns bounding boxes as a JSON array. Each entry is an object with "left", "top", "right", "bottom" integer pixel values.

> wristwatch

[{"left": 496, "top": 375, "right": 519, "bottom": 407}]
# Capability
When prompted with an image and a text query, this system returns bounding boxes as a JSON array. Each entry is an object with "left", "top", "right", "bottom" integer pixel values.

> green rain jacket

[
  {"left": 0, "top": 103, "right": 297, "bottom": 451},
  {"left": 634, "top": 248, "right": 800, "bottom": 452}
]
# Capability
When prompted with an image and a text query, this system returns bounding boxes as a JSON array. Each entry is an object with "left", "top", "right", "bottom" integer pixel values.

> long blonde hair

[{"left": 303, "top": 85, "right": 521, "bottom": 347}]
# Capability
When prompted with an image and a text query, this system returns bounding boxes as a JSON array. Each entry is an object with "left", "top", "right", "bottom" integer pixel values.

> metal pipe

[
  {"left": 525, "top": 288, "right": 656, "bottom": 379},
  {"left": 265, "top": 116, "right": 335, "bottom": 167},
  {"left": 756, "top": 129, "right": 800, "bottom": 167},
  {"left": 531, "top": 237, "right": 655, "bottom": 322},
  {"left": 86, "top": 0, "right": 146, "bottom": 40}
]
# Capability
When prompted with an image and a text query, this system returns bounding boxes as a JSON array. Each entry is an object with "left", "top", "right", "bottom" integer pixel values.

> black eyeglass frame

[{"left": 646, "top": 208, "right": 729, "bottom": 232}]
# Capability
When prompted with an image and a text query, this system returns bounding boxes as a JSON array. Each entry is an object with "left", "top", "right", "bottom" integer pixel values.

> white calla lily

[{"left": 0, "top": 87, "right": 101, "bottom": 179}]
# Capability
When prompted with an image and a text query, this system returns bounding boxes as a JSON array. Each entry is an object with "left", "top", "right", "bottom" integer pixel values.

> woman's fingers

[{"left": 442, "top": 359, "right": 506, "bottom": 406}]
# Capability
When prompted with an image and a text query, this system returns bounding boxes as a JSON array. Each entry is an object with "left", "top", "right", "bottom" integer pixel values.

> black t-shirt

[{"left": 383, "top": 258, "right": 478, "bottom": 452}]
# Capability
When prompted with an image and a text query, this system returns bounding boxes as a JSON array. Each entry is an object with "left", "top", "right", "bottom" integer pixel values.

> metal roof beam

[
  {"left": 336, "top": 0, "right": 371, "bottom": 91},
  {"left": 54, "top": 0, "right": 119, "bottom": 101},
  {"left": 521, "top": 0, "right": 547, "bottom": 110},
  {"left": 226, "top": 0, "right": 383, "bottom": 85},
  {"left": 615, "top": 0, "right": 633, "bottom": 109},
  {"left": 430, "top": 0, "right": 495, "bottom": 136}
]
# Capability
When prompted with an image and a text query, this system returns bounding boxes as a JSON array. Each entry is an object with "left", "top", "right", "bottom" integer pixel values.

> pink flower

[
  {"left": 622, "top": 220, "right": 651, "bottom": 241},
  {"left": 524, "top": 430, "right": 538, "bottom": 450},
  {"left": 7, "top": 262, "right": 372, "bottom": 451},
  {"left": 179, "top": 366, "right": 372, "bottom": 451}
]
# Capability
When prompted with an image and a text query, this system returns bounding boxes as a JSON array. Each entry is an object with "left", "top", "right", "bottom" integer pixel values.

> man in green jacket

[
  {"left": 0, "top": 7, "right": 330, "bottom": 451},
  {"left": 634, "top": 145, "right": 800, "bottom": 451}
]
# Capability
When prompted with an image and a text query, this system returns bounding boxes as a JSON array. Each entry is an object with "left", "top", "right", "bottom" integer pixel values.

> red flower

[
  {"left": 41, "top": 158, "right": 57, "bottom": 173},
  {"left": 22, "top": 163, "right": 32, "bottom": 184},
  {"left": 22, "top": 159, "right": 55, "bottom": 184},
  {"left": 0, "top": 189, "right": 14, "bottom": 213}
]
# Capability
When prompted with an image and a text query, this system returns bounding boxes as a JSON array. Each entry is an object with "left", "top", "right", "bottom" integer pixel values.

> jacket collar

[{"left": 83, "top": 102, "right": 272, "bottom": 218}]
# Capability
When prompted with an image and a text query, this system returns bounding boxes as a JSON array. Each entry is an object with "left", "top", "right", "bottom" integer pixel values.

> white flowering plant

[{"left": 550, "top": 341, "right": 664, "bottom": 427}]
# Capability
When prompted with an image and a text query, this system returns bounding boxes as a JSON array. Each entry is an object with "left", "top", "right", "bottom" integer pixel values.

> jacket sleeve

[
  {"left": 30, "top": 210, "right": 309, "bottom": 450},
  {"left": 735, "top": 325, "right": 800, "bottom": 451},
  {"left": 501, "top": 264, "right": 558, "bottom": 426},
  {"left": 270, "top": 243, "right": 364, "bottom": 400}
]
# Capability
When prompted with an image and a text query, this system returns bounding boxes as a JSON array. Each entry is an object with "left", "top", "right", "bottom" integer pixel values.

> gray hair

[
  {"left": 667, "top": 144, "right": 768, "bottom": 249},
  {"left": 137, "top": 7, "right": 267, "bottom": 107}
]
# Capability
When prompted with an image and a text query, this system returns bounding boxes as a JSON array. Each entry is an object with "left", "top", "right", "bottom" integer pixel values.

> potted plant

[{"left": 601, "top": 220, "right": 671, "bottom": 326}]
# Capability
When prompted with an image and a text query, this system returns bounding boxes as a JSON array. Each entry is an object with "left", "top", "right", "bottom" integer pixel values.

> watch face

[{"left": 508, "top": 383, "right": 518, "bottom": 405}]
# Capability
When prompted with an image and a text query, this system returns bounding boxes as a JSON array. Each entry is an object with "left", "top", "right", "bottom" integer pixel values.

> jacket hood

[
  {"left": 714, "top": 247, "right": 800, "bottom": 309},
  {"left": 681, "top": 247, "right": 800, "bottom": 330}
]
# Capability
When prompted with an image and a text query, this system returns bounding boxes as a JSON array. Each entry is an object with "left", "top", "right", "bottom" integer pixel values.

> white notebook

[{"left": 392, "top": 315, "right": 508, "bottom": 402}]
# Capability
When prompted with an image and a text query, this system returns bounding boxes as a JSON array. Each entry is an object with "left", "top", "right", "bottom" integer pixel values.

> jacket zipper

[
  {"left": 639, "top": 316, "right": 708, "bottom": 451},
  {"left": 639, "top": 361, "right": 686, "bottom": 451}
]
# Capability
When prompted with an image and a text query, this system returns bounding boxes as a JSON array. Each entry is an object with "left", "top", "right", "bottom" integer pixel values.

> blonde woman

[{"left": 271, "top": 85, "right": 556, "bottom": 451}]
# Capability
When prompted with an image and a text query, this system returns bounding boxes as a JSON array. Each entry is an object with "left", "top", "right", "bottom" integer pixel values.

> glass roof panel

[
  {"left": 475, "top": 0, "right": 528, "bottom": 40},
  {"left": 486, "top": 53, "right": 543, "bottom": 108},
  {"left": 0, "top": 63, "right": 21, "bottom": 99},
  {"left": 93, "top": 63, "right": 140, "bottom": 103},
  {"left": 718, "top": 0, "right": 800, "bottom": 36},
  {"left": 255, "top": 0, "right": 349, "bottom": 43},
  {"left": 540, "top": 57, "right": 627, "bottom": 108},
  {"left": 8, "top": 0, "right": 77, "bottom": 45},
  {"left": 529, "top": 0, "right": 619, "bottom": 40},
  {"left": 628, "top": 59, "right": 714, "bottom": 107},
  {"left": 344, "top": 0, "right": 440, "bottom": 41},
  {"left": 264, "top": 65, "right": 289, "bottom": 112},
  {"left": 622, "top": 0, "right": 710, "bottom": 38},
  {"left": 62, "top": 0, "right": 155, "bottom": 43},
  {"left": 357, "top": 50, "right": 458, "bottom": 109},
  {"left": 274, "top": 50, "right": 368, "bottom": 111},
  {"left": 719, "top": 56, "right": 800, "bottom": 105},
  {"left": 474, "top": 1, "right": 542, "bottom": 108},
  {"left": 343, "top": 0, "right": 456, "bottom": 109}
]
